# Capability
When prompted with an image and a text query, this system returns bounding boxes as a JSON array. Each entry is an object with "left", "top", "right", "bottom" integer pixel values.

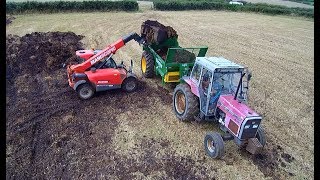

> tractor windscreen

[{"left": 211, "top": 72, "right": 247, "bottom": 100}]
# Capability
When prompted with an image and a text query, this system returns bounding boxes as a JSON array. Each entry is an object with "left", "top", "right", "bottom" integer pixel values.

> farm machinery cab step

[
  {"left": 173, "top": 57, "right": 266, "bottom": 158},
  {"left": 66, "top": 32, "right": 143, "bottom": 100}
]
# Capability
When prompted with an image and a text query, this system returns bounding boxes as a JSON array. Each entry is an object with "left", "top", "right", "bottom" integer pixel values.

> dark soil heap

[
  {"left": 140, "top": 20, "right": 195, "bottom": 63},
  {"left": 6, "top": 32, "right": 84, "bottom": 80},
  {"left": 173, "top": 49, "right": 196, "bottom": 63},
  {"left": 141, "top": 20, "right": 178, "bottom": 45}
]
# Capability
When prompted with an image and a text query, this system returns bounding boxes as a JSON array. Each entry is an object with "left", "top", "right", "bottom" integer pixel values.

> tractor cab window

[
  {"left": 212, "top": 72, "right": 243, "bottom": 96},
  {"left": 191, "top": 63, "right": 201, "bottom": 83},
  {"left": 199, "top": 67, "right": 212, "bottom": 114}
]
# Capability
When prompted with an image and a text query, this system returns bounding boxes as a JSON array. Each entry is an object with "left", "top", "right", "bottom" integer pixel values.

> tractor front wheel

[
  {"left": 256, "top": 126, "right": 266, "bottom": 147},
  {"left": 77, "top": 83, "right": 95, "bottom": 100},
  {"left": 122, "top": 77, "right": 138, "bottom": 93},
  {"left": 141, "top": 51, "right": 155, "bottom": 78},
  {"left": 204, "top": 132, "right": 225, "bottom": 159},
  {"left": 173, "top": 83, "right": 199, "bottom": 121}
]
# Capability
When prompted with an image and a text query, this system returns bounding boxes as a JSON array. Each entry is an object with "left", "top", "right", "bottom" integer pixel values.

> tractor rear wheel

[
  {"left": 77, "top": 83, "right": 95, "bottom": 100},
  {"left": 141, "top": 51, "right": 155, "bottom": 78},
  {"left": 122, "top": 77, "right": 138, "bottom": 93},
  {"left": 173, "top": 83, "right": 199, "bottom": 121},
  {"left": 204, "top": 132, "right": 225, "bottom": 159},
  {"left": 256, "top": 126, "right": 266, "bottom": 147}
]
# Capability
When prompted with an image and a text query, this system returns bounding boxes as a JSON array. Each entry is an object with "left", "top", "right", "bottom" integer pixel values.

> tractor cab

[{"left": 189, "top": 57, "right": 251, "bottom": 119}]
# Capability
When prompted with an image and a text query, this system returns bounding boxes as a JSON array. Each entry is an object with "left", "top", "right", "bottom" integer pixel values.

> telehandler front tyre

[
  {"left": 122, "top": 77, "right": 138, "bottom": 93},
  {"left": 204, "top": 132, "right": 225, "bottom": 159},
  {"left": 141, "top": 51, "right": 155, "bottom": 78},
  {"left": 173, "top": 83, "right": 199, "bottom": 121},
  {"left": 77, "top": 83, "right": 95, "bottom": 100}
]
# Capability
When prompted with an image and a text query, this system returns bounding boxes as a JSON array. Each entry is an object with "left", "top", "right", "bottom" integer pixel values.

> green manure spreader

[{"left": 139, "top": 20, "right": 208, "bottom": 83}]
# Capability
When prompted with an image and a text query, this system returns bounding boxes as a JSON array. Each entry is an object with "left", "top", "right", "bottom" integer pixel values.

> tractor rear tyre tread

[
  {"left": 204, "top": 132, "right": 225, "bottom": 159},
  {"left": 173, "top": 83, "right": 199, "bottom": 121},
  {"left": 141, "top": 51, "right": 155, "bottom": 78},
  {"left": 256, "top": 126, "right": 266, "bottom": 147}
]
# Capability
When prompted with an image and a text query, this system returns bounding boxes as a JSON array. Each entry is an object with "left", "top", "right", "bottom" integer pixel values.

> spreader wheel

[
  {"left": 122, "top": 77, "right": 138, "bottom": 93},
  {"left": 77, "top": 83, "right": 95, "bottom": 100},
  {"left": 173, "top": 83, "right": 199, "bottom": 121},
  {"left": 141, "top": 51, "right": 155, "bottom": 78},
  {"left": 204, "top": 132, "right": 225, "bottom": 159},
  {"left": 256, "top": 126, "right": 266, "bottom": 147}
]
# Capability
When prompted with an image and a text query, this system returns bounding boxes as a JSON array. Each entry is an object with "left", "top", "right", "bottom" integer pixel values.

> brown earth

[
  {"left": 6, "top": 11, "right": 313, "bottom": 179},
  {"left": 6, "top": 32, "right": 208, "bottom": 179},
  {"left": 6, "top": 31, "right": 296, "bottom": 179}
]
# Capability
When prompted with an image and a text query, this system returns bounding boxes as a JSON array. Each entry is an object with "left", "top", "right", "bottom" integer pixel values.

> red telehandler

[{"left": 66, "top": 32, "right": 143, "bottom": 100}]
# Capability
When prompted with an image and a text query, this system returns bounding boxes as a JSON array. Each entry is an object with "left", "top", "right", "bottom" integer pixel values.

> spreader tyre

[
  {"left": 122, "top": 77, "right": 138, "bottom": 92},
  {"left": 204, "top": 132, "right": 225, "bottom": 159},
  {"left": 173, "top": 83, "right": 199, "bottom": 121},
  {"left": 141, "top": 51, "right": 155, "bottom": 78},
  {"left": 256, "top": 126, "right": 266, "bottom": 147},
  {"left": 77, "top": 83, "right": 95, "bottom": 100}
]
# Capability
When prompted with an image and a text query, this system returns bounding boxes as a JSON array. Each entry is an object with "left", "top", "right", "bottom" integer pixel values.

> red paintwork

[
  {"left": 67, "top": 37, "right": 127, "bottom": 89},
  {"left": 85, "top": 68, "right": 127, "bottom": 86},
  {"left": 76, "top": 50, "right": 95, "bottom": 60},
  {"left": 217, "top": 94, "right": 260, "bottom": 136},
  {"left": 68, "top": 39, "right": 125, "bottom": 73}
]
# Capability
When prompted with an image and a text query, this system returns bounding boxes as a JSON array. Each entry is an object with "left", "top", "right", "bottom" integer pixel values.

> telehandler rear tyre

[
  {"left": 141, "top": 51, "right": 155, "bottom": 78},
  {"left": 173, "top": 83, "right": 199, "bottom": 121}
]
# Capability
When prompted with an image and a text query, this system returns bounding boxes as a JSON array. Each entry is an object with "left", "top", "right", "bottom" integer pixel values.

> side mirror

[
  {"left": 248, "top": 73, "right": 252, "bottom": 81},
  {"left": 91, "top": 67, "right": 96, "bottom": 72}
]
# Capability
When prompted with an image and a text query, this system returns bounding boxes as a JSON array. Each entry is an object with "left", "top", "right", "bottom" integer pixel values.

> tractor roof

[{"left": 195, "top": 57, "right": 244, "bottom": 71}]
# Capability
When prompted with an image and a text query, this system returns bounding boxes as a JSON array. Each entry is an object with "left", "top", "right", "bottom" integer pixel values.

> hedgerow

[
  {"left": 6, "top": 1, "right": 138, "bottom": 14},
  {"left": 153, "top": 1, "right": 314, "bottom": 18}
]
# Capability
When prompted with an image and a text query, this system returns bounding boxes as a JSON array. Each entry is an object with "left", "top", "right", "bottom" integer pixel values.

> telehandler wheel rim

[
  {"left": 79, "top": 86, "right": 93, "bottom": 99},
  {"left": 175, "top": 91, "right": 186, "bottom": 115},
  {"left": 141, "top": 57, "right": 147, "bottom": 73},
  {"left": 207, "top": 139, "right": 216, "bottom": 153}
]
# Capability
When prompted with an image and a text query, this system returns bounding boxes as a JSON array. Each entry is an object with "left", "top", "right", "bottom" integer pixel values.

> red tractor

[
  {"left": 173, "top": 57, "right": 266, "bottom": 158},
  {"left": 66, "top": 33, "right": 143, "bottom": 100}
]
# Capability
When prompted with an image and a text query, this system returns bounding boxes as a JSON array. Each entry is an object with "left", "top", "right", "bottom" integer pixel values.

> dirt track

[{"left": 6, "top": 11, "right": 313, "bottom": 179}]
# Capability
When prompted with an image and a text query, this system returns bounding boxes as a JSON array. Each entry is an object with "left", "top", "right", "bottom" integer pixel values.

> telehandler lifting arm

[{"left": 69, "top": 32, "right": 142, "bottom": 73}]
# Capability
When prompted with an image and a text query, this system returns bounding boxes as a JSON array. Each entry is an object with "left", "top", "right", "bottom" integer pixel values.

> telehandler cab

[{"left": 66, "top": 32, "right": 143, "bottom": 100}]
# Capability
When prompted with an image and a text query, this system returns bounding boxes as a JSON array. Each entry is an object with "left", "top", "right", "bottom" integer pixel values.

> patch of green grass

[
  {"left": 153, "top": 1, "right": 313, "bottom": 18},
  {"left": 6, "top": 1, "right": 138, "bottom": 14}
]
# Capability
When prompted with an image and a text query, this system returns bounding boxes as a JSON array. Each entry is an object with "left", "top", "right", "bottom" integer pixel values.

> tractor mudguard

[{"left": 73, "top": 80, "right": 88, "bottom": 91}]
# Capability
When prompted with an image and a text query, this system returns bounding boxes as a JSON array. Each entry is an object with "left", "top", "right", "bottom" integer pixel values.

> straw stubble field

[{"left": 6, "top": 10, "right": 313, "bottom": 179}]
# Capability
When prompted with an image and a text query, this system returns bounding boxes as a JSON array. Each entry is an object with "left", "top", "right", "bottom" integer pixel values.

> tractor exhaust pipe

[{"left": 234, "top": 73, "right": 246, "bottom": 100}]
